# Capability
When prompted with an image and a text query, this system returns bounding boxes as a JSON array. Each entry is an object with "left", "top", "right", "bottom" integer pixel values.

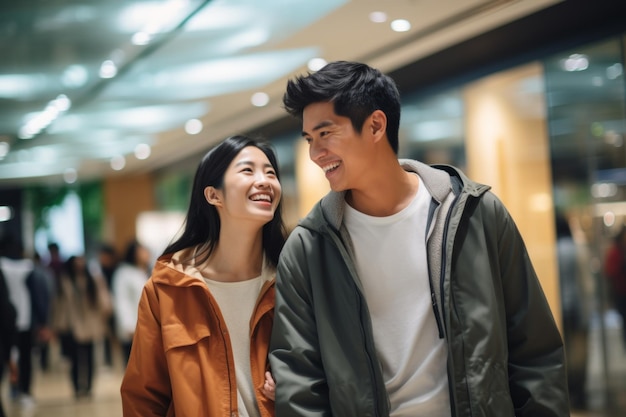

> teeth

[
  {"left": 251, "top": 194, "right": 271, "bottom": 202},
  {"left": 322, "top": 162, "right": 340, "bottom": 173}
]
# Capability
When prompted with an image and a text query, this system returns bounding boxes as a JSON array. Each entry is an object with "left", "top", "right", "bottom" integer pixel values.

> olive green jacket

[{"left": 270, "top": 160, "right": 569, "bottom": 417}]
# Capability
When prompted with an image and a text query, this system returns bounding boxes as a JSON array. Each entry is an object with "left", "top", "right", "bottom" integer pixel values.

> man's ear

[
  {"left": 369, "top": 110, "right": 387, "bottom": 142},
  {"left": 204, "top": 186, "right": 222, "bottom": 207}
]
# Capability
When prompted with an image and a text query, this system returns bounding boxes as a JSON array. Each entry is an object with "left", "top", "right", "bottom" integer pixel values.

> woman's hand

[{"left": 262, "top": 371, "right": 275, "bottom": 401}]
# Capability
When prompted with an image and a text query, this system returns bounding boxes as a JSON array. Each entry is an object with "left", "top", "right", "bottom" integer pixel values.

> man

[{"left": 269, "top": 61, "right": 569, "bottom": 416}]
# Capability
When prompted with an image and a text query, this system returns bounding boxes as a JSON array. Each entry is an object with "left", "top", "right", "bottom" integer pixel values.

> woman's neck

[{"left": 197, "top": 222, "right": 264, "bottom": 282}]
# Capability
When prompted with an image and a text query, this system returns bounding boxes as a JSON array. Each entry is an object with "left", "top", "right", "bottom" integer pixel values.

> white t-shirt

[
  {"left": 204, "top": 275, "right": 268, "bottom": 417},
  {"left": 0, "top": 257, "right": 34, "bottom": 331},
  {"left": 344, "top": 176, "right": 451, "bottom": 417}
]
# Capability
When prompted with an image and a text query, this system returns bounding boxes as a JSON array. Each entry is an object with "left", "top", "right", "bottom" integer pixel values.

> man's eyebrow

[{"left": 302, "top": 120, "right": 333, "bottom": 137}]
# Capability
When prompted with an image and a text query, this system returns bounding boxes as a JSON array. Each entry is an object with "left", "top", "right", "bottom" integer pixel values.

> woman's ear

[{"left": 204, "top": 186, "right": 222, "bottom": 207}]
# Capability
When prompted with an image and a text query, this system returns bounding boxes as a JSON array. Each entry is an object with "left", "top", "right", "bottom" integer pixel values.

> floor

[
  {"left": 1, "top": 330, "right": 625, "bottom": 417},
  {"left": 2, "top": 341, "right": 124, "bottom": 417}
]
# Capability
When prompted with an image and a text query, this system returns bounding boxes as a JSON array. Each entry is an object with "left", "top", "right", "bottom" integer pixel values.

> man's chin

[{"left": 328, "top": 183, "right": 347, "bottom": 193}]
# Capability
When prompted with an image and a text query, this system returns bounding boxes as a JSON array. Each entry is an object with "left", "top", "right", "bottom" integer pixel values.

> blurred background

[{"left": 1, "top": 0, "right": 626, "bottom": 415}]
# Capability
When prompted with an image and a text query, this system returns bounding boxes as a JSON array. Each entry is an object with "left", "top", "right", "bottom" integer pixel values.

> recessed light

[
  {"left": 185, "top": 118, "right": 203, "bottom": 135},
  {"left": 0, "top": 206, "right": 12, "bottom": 222},
  {"left": 390, "top": 19, "right": 411, "bottom": 32},
  {"left": 251, "top": 92, "right": 269, "bottom": 107},
  {"left": 111, "top": 155, "right": 126, "bottom": 171},
  {"left": 135, "top": 143, "right": 151, "bottom": 160},
  {"left": 64, "top": 168, "right": 77, "bottom": 184},
  {"left": 369, "top": 11, "right": 387, "bottom": 23},
  {"left": 308, "top": 58, "right": 327, "bottom": 71}
]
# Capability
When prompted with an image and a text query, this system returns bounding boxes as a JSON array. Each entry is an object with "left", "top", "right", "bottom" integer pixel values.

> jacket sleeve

[
  {"left": 120, "top": 280, "right": 172, "bottom": 417},
  {"left": 490, "top": 194, "right": 570, "bottom": 416},
  {"left": 269, "top": 230, "right": 332, "bottom": 416}
]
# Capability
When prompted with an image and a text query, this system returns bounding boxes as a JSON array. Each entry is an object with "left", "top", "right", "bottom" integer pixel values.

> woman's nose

[{"left": 255, "top": 173, "right": 271, "bottom": 188}]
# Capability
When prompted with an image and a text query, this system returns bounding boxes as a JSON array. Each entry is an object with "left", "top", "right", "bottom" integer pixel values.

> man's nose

[{"left": 309, "top": 139, "right": 324, "bottom": 162}]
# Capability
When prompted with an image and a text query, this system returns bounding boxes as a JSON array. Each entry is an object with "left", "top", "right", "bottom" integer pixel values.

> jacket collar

[
  {"left": 151, "top": 249, "right": 276, "bottom": 289},
  {"left": 303, "top": 159, "right": 475, "bottom": 232}
]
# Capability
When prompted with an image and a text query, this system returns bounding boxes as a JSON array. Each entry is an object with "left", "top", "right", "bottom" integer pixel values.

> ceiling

[{"left": 0, "top": 0, "right": 561, "bottom": 187}]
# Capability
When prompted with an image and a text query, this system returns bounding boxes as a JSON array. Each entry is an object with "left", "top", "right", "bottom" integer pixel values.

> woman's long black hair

[
  {"left": 162, "top": 135, "right": 287, "bottom": 268},
  {"left": 64, "top": 255, "right": 97, "bottom": 306}
]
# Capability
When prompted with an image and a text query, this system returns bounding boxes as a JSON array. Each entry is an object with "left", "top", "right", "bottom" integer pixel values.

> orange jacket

[{"left": 120, "top": 252, "right": 275, "bottom": 417}]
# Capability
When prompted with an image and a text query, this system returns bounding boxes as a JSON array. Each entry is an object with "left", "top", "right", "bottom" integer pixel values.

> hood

[{"left": 298, "top": 159, "right": 490, "bottom": 233}]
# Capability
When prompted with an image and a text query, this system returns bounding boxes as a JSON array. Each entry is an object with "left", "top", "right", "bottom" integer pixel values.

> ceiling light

[
  {"left": 560, "top": 54, "right": 589, "bottom": 72},
  {"left": 18, "top": 94, "right": 72, "bottom": 139},
  {"left": 132, "top": 31, "right": 152, "bottom": 45},
  {"left": 61, "top": 65, "right": 88, "bottom": 88},
  {"left": 99, "top": 60, "right": 118, "bottom": 79},
  {"left": 308, "top": 58, "right": 327, "bottom": 71},
  {"left": 54, "top": 94, "right": 71, "bottom": 112},
  {"left": 63, "top": 168, "right": 77, "bottom": 184},
  {"left": 607, "top": 63, "right": 623, "bottom": 80},
  {"left": 0, "top": 206, "right": 13, "bottom": 222},
  {"left": 111, "top": 155, "right": 126, "bottom": 171},
  {"left": 0, "top": 141, "right": 9, "bottom": 158},
  {"left": 390, "top": 19, "right": 411, "bottom": 32},
  {"left": 185, "top": 118, "right": 203, "bottom": 135},
  {"left": 134, "top": 143, "right": 151, "bottom": 160},
  {"left": 251, "top": 92, "right": 269, "bottom": 107},
  {"left": 0, "top": 74, "right": 44, "bottom": 98},
  {"left": 591, "top": 183, "right": 618, "bottom": 198},
  {"left": 369, "top": 11, "right": 387, "bottom": 23}
]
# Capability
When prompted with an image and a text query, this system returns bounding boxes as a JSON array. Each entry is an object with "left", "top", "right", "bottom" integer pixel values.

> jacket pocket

[{"left": 162, "top": 322, "right": 211, "bottom": 352}]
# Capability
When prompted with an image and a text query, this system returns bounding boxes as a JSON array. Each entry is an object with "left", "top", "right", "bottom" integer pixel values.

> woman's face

[{"left": 207, "top": 146, "right": 281, "bottom": 226}]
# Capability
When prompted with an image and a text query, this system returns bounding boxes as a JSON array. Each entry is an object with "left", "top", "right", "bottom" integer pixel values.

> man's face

[{"left": 302, "top": 101, "right": 372, "bottom": 192}]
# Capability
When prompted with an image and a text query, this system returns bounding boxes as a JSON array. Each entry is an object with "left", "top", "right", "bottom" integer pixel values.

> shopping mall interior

[{"left": 2, "top": 0, "right": 626, "bottom": 415}]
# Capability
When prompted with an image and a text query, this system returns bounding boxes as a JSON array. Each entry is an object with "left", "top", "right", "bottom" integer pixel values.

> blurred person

[
  {"left": 46, "top": 242, "right": 64, "bottom": 288},
  {"left": 603, "top": 225, "right": 626, "bottom": 350},
  {"left": 111, "top": 239, "right": 150, "bottom": 367},
  {"left": 556, "top": 214, "right": 589, "bottom": 410},
  {"left": 0, "top": 268, "right": 18, "bottom": 417},
  {"left": 55, "top": 255, "right": 112, "bottom": 399},
  {"left": 0, "top": 236, "right": 50, "bottom": 408},
  {"left": 93, "top": 243, "right": 119, "bottom": 368},
  {"left": 269, "top": 61, "right": 569, "bottom": 416},
  {"left": 121, "top": 135, "right": 286, "bottom": 417},
  {"left": 45, "top": 242, "right": 67, "bottom": 365},
  {"left": 33, "top": 251, "right": 55, "bottom": 372}
]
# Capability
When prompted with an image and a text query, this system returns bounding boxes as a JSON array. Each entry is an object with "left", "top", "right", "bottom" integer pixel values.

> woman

[
  {"left": 111, "top": 239, "right": 150, "bottom": 366},
  {"left": 55, "top": 255, "right": 112, "bottom": 399},
  {"left": 121, "top": 135, "right": 286, "bottom": 417}
]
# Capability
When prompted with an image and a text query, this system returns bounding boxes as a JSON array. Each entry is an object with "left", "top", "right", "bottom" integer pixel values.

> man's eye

[{"left": 304, "top": 137, "right": 312, "bottom": 144}]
